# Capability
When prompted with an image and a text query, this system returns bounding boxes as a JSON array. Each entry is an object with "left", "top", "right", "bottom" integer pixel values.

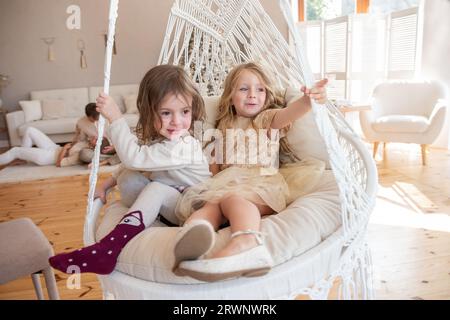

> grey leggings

[{"left": 116, "top": 169, "right": 181, "bottom": 226}]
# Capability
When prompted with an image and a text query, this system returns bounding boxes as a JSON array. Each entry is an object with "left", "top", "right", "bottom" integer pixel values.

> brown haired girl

[{"left": 49, "top": 65, "right": 211, "bottom": 275}]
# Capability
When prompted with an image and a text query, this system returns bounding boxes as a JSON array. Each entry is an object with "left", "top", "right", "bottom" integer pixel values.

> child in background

[
  {"left": 0, "top": 126, "right": 88, "bottom": 168},
  {"left": 72, "top": 103, "right": 102, "bottom": 144}
]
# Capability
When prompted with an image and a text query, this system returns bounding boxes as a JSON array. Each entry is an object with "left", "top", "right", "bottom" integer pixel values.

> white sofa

[{"left": 6, "top": 84, "right": 140, "bottom": 146}]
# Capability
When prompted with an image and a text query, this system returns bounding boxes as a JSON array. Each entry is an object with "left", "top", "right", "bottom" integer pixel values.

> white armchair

[{"left": 359, "top": 81, "right": 448, "bottom": 165}]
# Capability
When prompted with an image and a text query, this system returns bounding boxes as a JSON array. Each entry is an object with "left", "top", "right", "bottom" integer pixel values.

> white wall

[
  {"left": 0, "top": 0, "right": 288, "bottom": 143},
  {"left": 421, "top": 0, "right": 450, "bottom": 149}
]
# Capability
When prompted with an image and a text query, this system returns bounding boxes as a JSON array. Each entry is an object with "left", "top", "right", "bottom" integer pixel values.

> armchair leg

[
  {"left": 373, "top": 142, "right": 380, "bottom": 158},
  {"left": 421, "top": 144, "right": 428, "bottom": 166}
]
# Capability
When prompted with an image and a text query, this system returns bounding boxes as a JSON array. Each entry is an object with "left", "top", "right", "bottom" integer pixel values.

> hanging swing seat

[
  {"left": 84, "top": 0, "right": 378, "bottom": 299},
  {"left": 86, "top": 92, "right": 376, "bottom": 299}
]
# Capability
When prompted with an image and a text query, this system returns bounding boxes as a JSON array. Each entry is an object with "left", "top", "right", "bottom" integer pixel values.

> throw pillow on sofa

[
  {"left": 123, "top": 94, "right": 138, "bottom": 114},
  {"left": 41, "top": 99, "right": 66, "bottom": 120},
  {"left": 19, "top": 100, "right": 42, "bottom": 122}
]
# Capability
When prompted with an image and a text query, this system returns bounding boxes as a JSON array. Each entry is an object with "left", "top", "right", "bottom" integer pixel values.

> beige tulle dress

[{"left": 175, "top": 108, "right": 325, "bottom": 223}]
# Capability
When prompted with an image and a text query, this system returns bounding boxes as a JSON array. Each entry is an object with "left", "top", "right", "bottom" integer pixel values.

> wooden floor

[{"left": 0, "top": 143, "right": 449, "bottom": 300}]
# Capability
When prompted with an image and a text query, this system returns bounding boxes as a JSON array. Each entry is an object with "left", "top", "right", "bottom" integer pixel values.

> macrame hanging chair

[{"left": 84, "top": 0, "right": 378, "bottom": 300}]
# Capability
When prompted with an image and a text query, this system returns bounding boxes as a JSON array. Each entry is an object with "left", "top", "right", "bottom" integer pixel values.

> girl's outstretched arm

[{"left": 271, "top": 79, "right": 328, "bottom": 129}]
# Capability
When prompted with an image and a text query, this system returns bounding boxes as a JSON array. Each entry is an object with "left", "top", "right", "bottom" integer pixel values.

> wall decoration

[
  {"left": 77, "top": 39, "right": 87, "bottom": 69},
  {"left": 66, "top": 5, "right": 81, "bottom": 30},
  {"left": 42, "top": 37, "right": 56, "bottom": 61}
]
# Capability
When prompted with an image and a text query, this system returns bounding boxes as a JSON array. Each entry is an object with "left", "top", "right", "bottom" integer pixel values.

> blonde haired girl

[{"left": 173, "top": 62, "right": 328, "bottom": 281}]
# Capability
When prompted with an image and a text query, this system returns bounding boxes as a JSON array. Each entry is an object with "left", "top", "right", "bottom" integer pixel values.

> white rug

[{"left": 0, "top": 163, "right": 119, "bottom": 184}]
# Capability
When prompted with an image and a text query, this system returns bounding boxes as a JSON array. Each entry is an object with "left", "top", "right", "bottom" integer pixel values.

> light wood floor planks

[{"left": 0, "top": 143, "right": 449, "bottom": 300}]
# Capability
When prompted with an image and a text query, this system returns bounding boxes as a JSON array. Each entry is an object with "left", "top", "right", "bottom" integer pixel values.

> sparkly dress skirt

[{"left": 175, "top": 157, "right": 325, "bottom": 223}]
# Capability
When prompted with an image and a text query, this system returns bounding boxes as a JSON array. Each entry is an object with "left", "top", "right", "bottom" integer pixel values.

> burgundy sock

[{"left": 49, "top": 211, "right": 145, "bottom": 275}]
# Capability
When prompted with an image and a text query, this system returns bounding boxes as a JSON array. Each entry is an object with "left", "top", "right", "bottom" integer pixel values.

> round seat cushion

[{"left": 95, "top": 170, "right": 341, "bottom": 284}]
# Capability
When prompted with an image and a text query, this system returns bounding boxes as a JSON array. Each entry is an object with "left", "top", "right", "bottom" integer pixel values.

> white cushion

[
  {"left": 283, "top": 87, "right": 330, "bottom": 168},
  {"left": 96, "top": 171, "right": 340, "bottom": 284},
  {"left": 41, "top": 99, "right": 66, "bottom": 120},
  {"left": 89, "top": 84, "right": 139, "bottom": 113},
  {"left": 372, "top": 115, "right": 429, "bottom": 133},
  {"left": 19, "top": 100, "right": 42, "bottom": 122},
  {"left": 18, "top": 118, "right": 78, "bottom": 136},
  {"left": 203, "top": 96, "right": 220, "bottom": 127},
  {"left": 123, "top": 94, "right": 138, "bottom": 114},
  {"left": 31, "top": 87, "right": 88, "bottom": 118}
]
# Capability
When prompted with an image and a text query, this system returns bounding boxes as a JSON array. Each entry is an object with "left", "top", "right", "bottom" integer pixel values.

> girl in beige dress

[{"left": 173, "top": 62, "right": 328, "bottom": 282}]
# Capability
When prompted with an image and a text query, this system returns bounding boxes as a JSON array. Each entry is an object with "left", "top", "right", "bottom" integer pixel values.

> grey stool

[{"left": 0, "top": 218, "right": 60, "bottom": 299}]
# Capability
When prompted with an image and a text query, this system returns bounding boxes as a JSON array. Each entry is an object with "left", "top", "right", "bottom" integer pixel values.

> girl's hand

[
  {"left": 94, "top": 185, "right": 107, "bottom": 204},
  {"left": 301, "top": 78, "right": 328, "bottom": 104},
  {"left": 96, "top": 93, "right": 122, "bottom": 123}
]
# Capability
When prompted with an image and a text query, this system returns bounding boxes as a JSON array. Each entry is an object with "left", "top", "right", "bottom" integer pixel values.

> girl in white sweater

[{"left": 49, "top": 65, "right": 211, "bottom": 275}]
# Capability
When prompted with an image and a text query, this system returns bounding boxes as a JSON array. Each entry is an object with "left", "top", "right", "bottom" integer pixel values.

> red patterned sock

[{"left": 49, "top": 211, "right": 145, "bottom": 275}]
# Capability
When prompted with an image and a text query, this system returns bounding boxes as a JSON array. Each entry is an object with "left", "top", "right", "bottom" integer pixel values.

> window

[
  {"left": 295, "top": 2, "right": 422, "bottom": 102},
  {"left": 306, "top": 0, "right": 355, "bottom": 21},
  {"left": 324, "top": 16, "right": 349, "bottom": 100},
  {"left": 296, "top": 21, "right": 323, "bottom": 78},
  {"left": 349, "top": 14, "right": 387, "bottom": 102},
  {"left": 387, "top": 7, "right": 420, "bottom": 79},
  {"left": 369, "top": 0, "right": 420, "bottom": 14}
]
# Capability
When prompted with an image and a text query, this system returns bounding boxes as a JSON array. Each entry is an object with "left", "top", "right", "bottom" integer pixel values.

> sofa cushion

[
  {"left": 18, "top": 118, "right": 78, "bottom": 136},
  {"left": 31, "top": 87, "right": 88, "bottom": 118},
  {"left": 89, "top": 84, "right": 139, "bottom": 114},
  {"left": 96, "top": 170, "right": 340, "bottom": 284},
  {"left": 41, "top": 99, "right": 66, "bottom": 120},
  {"left": 372, "top": 115, "right": 429, "bottom": 133},
  {"left": 124, "top": 94, "right": 138, "bottom": 114},
  {"left": 19, "top": 100, "right": 42, "bottom": 122}
]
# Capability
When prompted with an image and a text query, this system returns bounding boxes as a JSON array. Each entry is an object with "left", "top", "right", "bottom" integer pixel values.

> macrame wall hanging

[{"left": 77, "top": 39, "right": 87, "bottom": 69}]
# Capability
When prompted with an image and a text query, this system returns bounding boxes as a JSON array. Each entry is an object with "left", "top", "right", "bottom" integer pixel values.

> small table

[
  {"left": 338, "top": 104, "right": 371, "bottom": 115},
  {"left": 336, "top": 103, "right": 371, "bottom": 136}
]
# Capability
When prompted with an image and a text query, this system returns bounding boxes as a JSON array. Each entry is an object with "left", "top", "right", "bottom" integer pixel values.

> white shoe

[
  {"left": 177, "top": 230, "right": 274, "bottom": 282},
  {"left": 173, "top": 220, "right": 215, "bottom": 273}
]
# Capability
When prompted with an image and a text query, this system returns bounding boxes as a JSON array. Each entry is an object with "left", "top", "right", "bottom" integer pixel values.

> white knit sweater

[{"left": 109, "top": 117, "right": 211, "bottom": 187}]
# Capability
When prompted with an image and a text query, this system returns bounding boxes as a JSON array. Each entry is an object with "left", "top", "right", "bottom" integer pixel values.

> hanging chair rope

[{"left": 84, "top": 0, "right": 119, "bottom": 245}]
